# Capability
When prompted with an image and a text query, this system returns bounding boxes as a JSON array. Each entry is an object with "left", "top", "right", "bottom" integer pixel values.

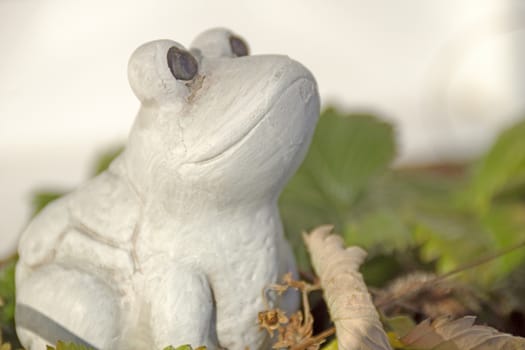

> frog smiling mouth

[{"left": 188, "top": 76, "right": 314, "bottom": 166}]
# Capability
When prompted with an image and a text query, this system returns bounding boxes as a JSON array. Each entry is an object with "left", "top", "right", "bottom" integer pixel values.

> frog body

[{"left": 15, "top": 28, "right": 320, "bottom": 350}]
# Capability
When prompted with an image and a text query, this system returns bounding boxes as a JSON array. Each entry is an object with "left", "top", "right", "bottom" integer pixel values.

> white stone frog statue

[{"left": 15, "top": 28, "right": 320, "bottom": 350}]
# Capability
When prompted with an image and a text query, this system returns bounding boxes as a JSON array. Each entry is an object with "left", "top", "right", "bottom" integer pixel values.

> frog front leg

[{"left": 145, "top": 265, "right": 218, "bottom": 350}]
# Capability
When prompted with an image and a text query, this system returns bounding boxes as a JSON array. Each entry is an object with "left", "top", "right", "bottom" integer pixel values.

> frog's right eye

[
  {"left": 229, "top": 35, "right": 249, "bottom": 57},
  {"left": 167, "top": 46, "right": 199, "bottom": 81}
]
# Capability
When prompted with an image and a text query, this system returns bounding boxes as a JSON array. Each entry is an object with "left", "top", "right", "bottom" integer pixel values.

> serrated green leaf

[
  {"left": 284, "top": 108, "right": 395, "bottom": 209},
  {"left": 280, "top": 108, "right": 396, "bottom": 268}
]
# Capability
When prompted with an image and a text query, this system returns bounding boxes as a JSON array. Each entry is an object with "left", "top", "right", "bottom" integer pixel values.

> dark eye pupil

[
  {"left": 229, "top": 35, "right": 249, "bottom": 57},
  {"left": 167, "top": 46, "right": 198, "bottom": 81}
]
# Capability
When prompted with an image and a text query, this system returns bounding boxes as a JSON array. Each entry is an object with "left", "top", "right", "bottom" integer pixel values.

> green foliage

[
  {"left": 280, "top": 108, "right": 396, "bottom": 268},
  {"left": 163, "top": 345, "right": 206, "bottom": 350},
  {"left": 31, "top": 192, "right": 64, "bottom": 217},
  {"left": 280, "top": 109, "right": 525, "bottom": 289},
  {"left": 464, "top": 119, "right": 525, "bottom": 213},
  {"left": 0, "top": 260, "right": 16, "bottom": 326},
  {"left": 422, "top": 120, "right": 525, "bottom": 282},
  {"left": 320, "top": 338, "right": 338, "bottom": 350},
  {"left": 344, "top": 207, "right": 412, "bottom": 253},
  {"left": 383, "top": 315, "right": 416, "bottom": 338},
  {"left": 454, "top": 120, "right": 525, "bottom": 281},
  {"left": 0, "top": 257, "right": 19, "bottom": 349}
]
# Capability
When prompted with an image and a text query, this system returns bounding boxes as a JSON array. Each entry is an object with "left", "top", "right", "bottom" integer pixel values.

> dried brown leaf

[
  {"left": 303, "top": 225, "right": 392, "bottom": 350},
  {"left": 400, "top": 316, "right": 525, "bottom": 349}
]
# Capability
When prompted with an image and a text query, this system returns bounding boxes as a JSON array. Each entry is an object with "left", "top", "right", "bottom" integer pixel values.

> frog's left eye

[
  {"left": 167, "top": 46, "right": 199, "bottom": 81},
  {"left": 229, "top": 35, "right": 249, "bottom": 57}
]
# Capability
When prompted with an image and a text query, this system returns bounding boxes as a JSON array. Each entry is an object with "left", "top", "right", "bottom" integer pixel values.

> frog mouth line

[{"left": 186, "top": 77, "right": 312, "bottom": 166}]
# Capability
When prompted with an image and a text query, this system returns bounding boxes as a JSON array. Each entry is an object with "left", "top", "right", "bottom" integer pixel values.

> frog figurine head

[
  {"left": 15, "top": 28, "right": 320, "bottom": 350},
  {"left": 125, "top": 28, "right": 319, "bottom": 209}
]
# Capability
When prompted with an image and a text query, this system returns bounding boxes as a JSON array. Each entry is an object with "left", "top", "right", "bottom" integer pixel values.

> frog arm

[{"left": 18, "top": 198, "right": 70, "bottom": 267}]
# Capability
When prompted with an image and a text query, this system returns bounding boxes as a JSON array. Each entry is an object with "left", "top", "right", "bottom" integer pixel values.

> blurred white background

[{"left": 1, "top": 0, "right": 525, "bottom": 259}]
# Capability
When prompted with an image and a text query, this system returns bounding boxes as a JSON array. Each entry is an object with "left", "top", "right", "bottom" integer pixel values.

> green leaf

[
  {"left": 360, "top": 254, "right": 404, "bottom": 288},
  {"left": 344, "top": 208, "right": 412, "bottom": 253},
  {"left": 465, "top": 119, "right": 525, "bottom": 213},
  {"left": 31, "top": 191, "right": 65, "bottom": 217},
  {"left": 280, "top": 108, "right": 396, "bottom": 268},
  {"left": 413, "top": 214, "right": 491, "bottom": 277},
  {"left": 384, "top": 315, "right": 416, "bottom": 338},
  {"left": 320, "top": 338, "right": 338, "bottom": 350},
  {"left": 480, "top": 203, "right": 525, "bottom": 279}
]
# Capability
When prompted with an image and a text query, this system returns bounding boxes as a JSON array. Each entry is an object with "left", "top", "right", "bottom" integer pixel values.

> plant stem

[
  {"left": 376, "top": 240, "right": 525, "bottom": 308},
  {"left": 290, "top": 327, "right": 336, "bottom": 350}
]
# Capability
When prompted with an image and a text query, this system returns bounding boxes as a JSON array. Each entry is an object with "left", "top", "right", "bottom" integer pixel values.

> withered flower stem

[{"left": 290, "top": 327, "right": 336, "bottom": 350}]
